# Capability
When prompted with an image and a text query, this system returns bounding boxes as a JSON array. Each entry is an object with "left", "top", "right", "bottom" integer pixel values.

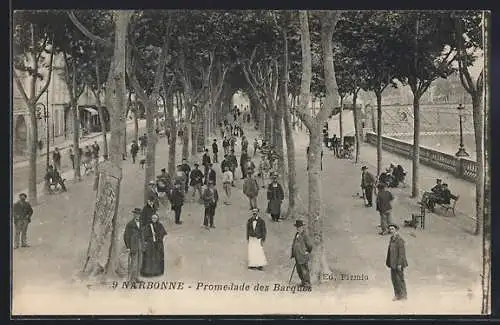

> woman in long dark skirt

[{"left": 141, "top": 214, "right": 167, "bottom": 277}]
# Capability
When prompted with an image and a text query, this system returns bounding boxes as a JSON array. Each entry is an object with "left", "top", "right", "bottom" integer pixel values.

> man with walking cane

[
  {"left": 290, "top": 219, "right": 313, "bottom": 290},
  {"left": 361, "top": 166, "right": 375, "bottom": 207}
]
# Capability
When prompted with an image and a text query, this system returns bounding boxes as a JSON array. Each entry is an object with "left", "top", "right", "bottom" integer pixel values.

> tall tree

[
  {"left": 126, "top": 11, "right": 173, "bottom": 204},
  {"left": 13, "top": 11, "right": 57, "bottom": 205},
  {"left": 293, "top": 10, "right": 341, "bottom": 282},
  {"left": 70, "top": 10, "right": 133, "bottom": 279},
  {"left": 394, "top": 12, "right": 456, "bottom": 197}
]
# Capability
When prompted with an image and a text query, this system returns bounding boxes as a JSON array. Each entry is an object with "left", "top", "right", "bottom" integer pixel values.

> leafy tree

[
  {"left": 393, "top": 11, "right": 457, "bottom": 198},
  {"left": 13, "top": 10, "right": 58, "bottom": 205},
  {"left": 293, "top": 10, "right": 342, "bottom": 283}
]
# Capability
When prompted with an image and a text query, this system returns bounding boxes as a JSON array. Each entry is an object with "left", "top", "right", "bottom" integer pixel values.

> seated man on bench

[{"left": 427, "top": 182, "right": 455, "bottom": 212}]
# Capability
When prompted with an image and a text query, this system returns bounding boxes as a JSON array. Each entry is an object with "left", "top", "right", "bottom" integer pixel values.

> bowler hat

[
  {"left": 251, "top": 208, "right": 259, "bottom": 213},
  {"left": 194, "top": 163, "right": 199, "bottom": 166},
  {"left": 361, "top": 166, "right": 367, "bottom": 170},
  {"left": 19, "top": 193, "right": 27, "bottom": 198},
  {"left": 131, "top": 208, "right": 142, "bottom": 215},
  {"left": 294, "top": 219, "right": 305, "bottom": 228},
  {"left": 388, "top": 223, "right": 399, "bottom": 230},
  {"left": 161, "top": 168, "right": 166, "bottom": 172}
]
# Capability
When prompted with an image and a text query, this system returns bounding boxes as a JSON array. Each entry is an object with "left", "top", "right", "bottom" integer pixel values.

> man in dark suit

[
  {"left": 361, "top": 166, "right": 375, "bottom": 207},
  {"left": 386, "top": 224, "right": 408, "bottom": 301},
  {"left": 124, "top": 208, "right": 144, "bottom": 283},
  {"left": 291, "top": 220, "right": 313, "bottom": 289},
  {"left": 205, "top": 163, "right": 217, "bottom": 186},
  {"left": 141, "top": 196, "right": 157, "bottom": 227},
  {"left": 246, "top": 208, "right": 267, "bottom": 270},
  {"left": 202, "top": 148, "right": 211, "bottom": 177},
  {"left": 13, "top": 193, "right": 33, "bottom": 249}
]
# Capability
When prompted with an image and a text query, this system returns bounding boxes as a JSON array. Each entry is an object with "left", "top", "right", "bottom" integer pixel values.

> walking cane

[{"left": 288, "top": 263, "right": 296, "bottom": 284}]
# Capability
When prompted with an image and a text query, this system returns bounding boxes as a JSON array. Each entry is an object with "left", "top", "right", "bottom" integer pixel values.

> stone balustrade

[{"left": 363, "top": 131, "right": 477, "bottom": 182}]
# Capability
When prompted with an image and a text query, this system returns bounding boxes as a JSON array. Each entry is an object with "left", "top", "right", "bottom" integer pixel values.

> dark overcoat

[
  {"left": 267, "top": 182, "right": 284, "bottom": 215},
  {"left": 291, "top": 232, "right": 313, "bottom": 265},
  {"left": 124, "top": 220, "right": 143, "bottom": 254},
  {"left": 386, "top": 234, "right": 408, "bottom": 269}
]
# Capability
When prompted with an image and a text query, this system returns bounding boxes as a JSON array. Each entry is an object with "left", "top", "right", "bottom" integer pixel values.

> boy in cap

[
  {"left": 13, "top": 193, "right": 33, "bottom": 249},
  {"left": 124, "top": 208, "right": 144, "bottom": 283},
  {"left": 291, "top": 219, "right": 313, "bottom": 289},
  {"left": 386, "top": 223, "right": 408, "bottom": 301},
  {"left": 201, "top": 181, "right": 219, "bottom": 229}
]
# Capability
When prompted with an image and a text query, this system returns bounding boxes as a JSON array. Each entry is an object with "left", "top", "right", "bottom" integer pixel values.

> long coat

[
  {"left": 169, "top": 187, "right": 185, "bottom": 208},
  {"left": 291, "top": 231, "right": 313, "bottom": 265},
  {"left": 246, "top": 217, "right": 267, "bottom": 241},
  {"left": 243, "top": 177, "right": 259, "bottom": 198},
  {"left": 124, "top": 220, "right": 143, "bottom": 254},
  {"left": 386, "top": 234, "right": 408, "bottom": 269},
  {"left": 267, "top": 182, "right": 284, "bottom": 215},
  {"left": 141, "top": 221, "right": 167, "bottom": 277}
]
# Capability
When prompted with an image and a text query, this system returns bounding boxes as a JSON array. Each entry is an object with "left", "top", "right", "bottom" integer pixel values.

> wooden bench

[{"left": 437, "top": 195, "right": 459, "bottom": 216}]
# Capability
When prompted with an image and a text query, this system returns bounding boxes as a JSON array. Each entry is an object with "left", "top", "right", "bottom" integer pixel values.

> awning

[{"left": 81, "top": 107, "right": 99, "bottom": 116}]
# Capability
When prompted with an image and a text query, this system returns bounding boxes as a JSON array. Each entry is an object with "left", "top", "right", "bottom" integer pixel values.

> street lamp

[
  {"left": 36, "top": 102, "right": 50, "bottom": 169},
  {"left": 455, "top": 104, "right": 470, "bottom": 158}
]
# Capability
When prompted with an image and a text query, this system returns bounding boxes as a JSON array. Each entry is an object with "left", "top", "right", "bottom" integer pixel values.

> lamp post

[
  {"left": 455, "top": 104, "right": 470, "bottom": 158},
  {"left": 36, "top": 102, "right": 50, "bottom": 170}
]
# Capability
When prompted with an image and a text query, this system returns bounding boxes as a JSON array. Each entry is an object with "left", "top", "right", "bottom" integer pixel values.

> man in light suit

[
  {"left": 124, "top": 208, "right": 144, "bottom": 284},
  {"left": 386, "top": 223, "right": 408, "bottom": 301},
  {"left": 291, "top": 219, "right": 313, "bottom": 289}
]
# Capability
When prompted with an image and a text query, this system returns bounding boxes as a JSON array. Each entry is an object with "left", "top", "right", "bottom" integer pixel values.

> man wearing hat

[
  {"left": 201, "top": 180, "right": 219, "bottom": 229},
  {"left": 189, "top": 163, "right": 204, "bottom": 201},
  {"left": 376, "top": 182, "right": 394, "bottom": 235},
  {"left": 168, "top": 181, "right": 185, "bottom": 225},
  {"left": 212, "top": 139, "right": 219, "bottom": 163},
  {"left": 243, "top": 170, "right": 259, "bottom": 210},
  {"left": 141, "top": 194, "right": 158, "bottom": 227},
  {"left": 386, "top": 223, "right": 408, "bottom": 301},
  {"left": 13, "top": 193, "right": 33, "bottom": 249},
  {"left": 180, "top": 159, "right": 192, "bottom": 193},
  {"left": 291, "top": 220, "right": 313, "bottom": 289},
  {"left": 205, "top": 163, "right": 217, "bottom": 186},
  {"left": 361, "top": 166, "right": 375, "bottom": 207},
  {"left": 247, "top": 208, "right": 267, "bottom": 270},
  {"left": 228, "top": 150, "right": 238, "bottom": 186},
  {"left": 202, "top": 148, "right": 211, "bottom": 178},
  {"left": 146, "top": 180, "right": 160, "bottom": 209},
  {"left": 267, "top": 172, "right": 284, "bottom": 222},
  {"left": 124, "top": 208, "right": 144, "bottom": 283}
]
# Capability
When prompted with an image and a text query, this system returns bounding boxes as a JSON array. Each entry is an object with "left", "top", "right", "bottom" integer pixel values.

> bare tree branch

[
  {"left": 34, "top": 43, "right": 55, "bottom": 103},
  {"left": 68, "top": 11, "right": 114, "bottom": 48}
]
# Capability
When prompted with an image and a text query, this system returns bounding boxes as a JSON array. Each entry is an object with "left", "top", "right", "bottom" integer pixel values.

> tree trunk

[
  {"left": 167, "top": 92, "right": 177, "bottom": 177},
  {"left": 370, "top": 104, "right": 377, "bottom": 132},
  {"left": 27, "top": 105, "right": 38, "bottom": 205},
  {"left": 307, "top": 126, "right": 330, "bottom": 282},
  {"left": 95, "top": 63, "right": 108, "bottom": 158},
  {"left": 265, "top": 111, "right": 272, "bottom": 143},
  {"left": 182, "top": 119, "right": 191, "bottom": 160},
  {"left": 191, "top": 118, "right": 199, "bottom": 156},
  {"left": 72, "top": 104, "right": 82, "bottom": 181},
  {"left": 280, "top": 22, "right": 297, "bottom": 219},
  {"left": 133, "top": 110, "right": 139, "bottom": 143},
  {"left": 375, "top": 91, "right": 383, "bottom": 177},
  {"left": 352, "top": 90, "right": 361, "bottom": 163},
  {"left": 84, "top": 11, "right": 130, "bottom": 280},
  {"left": 411, "top": 94, "right": 421, "bottom": 198},
  {"left": 273, "top": 111, "right": 285, "bottom": 183},
  {"left": 472, "top": 94, "right": 484, "bottom": 235},
  {"left": 481, "top": 64, "right": 490, "bottom": 314},
  {"left": 144, "top": 100, "right": 157, "bottom": 204},
  {"left": 339, "top": 96, "right": 344, "bottom": 141}
]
